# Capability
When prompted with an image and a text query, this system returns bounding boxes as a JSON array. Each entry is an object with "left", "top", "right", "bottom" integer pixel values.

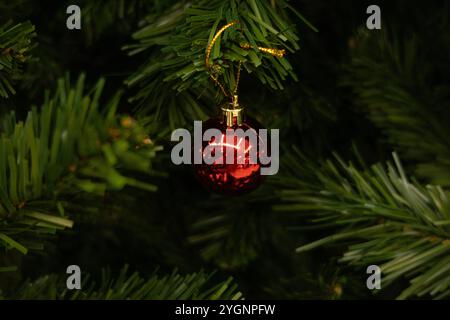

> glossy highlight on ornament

[{"left": 193, "top": 116, "right": 266, "bottom": 196}]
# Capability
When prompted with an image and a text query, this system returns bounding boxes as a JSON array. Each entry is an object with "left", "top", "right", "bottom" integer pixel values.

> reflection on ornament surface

[{"left": 194, "top": 117, "right": 265, "bottom": 195}]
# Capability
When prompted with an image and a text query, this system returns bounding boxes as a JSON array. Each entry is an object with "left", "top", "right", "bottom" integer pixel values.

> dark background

[{"left": 1, "top": 0, "right": 448, "bottom": 299}]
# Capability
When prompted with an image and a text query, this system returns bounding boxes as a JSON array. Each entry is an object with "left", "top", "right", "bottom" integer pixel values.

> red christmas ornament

[
  {"left": 195, "top": 20, "right": 284, "bottom": 195},
  {"left": 194, "top": 100, "right": 265, "bottom": 195}
]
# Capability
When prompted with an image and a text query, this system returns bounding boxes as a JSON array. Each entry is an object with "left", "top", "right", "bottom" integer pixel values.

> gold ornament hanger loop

[{"left": 205, "top": 20, "right": 286, "bottom": 101}]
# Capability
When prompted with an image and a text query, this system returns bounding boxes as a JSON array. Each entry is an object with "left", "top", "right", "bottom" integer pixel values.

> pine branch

[
  {"left": 3, "top": 266, "right": 242, "bottom": 300},
  {"left": 0, "top": 21, "right": 36, "bottom": 98},
  {"left": 124, "top": 0, "right": 316, "bottom": 134},
  {"left": 342, "top": 27, "right": 450, "bottom": 187},
  {"left": 274, "top": 148, "right": 450, "bottom": 299},
  {"left": 187, "top": 187, "right": 278, "bottom": 269},
  {"left": 0, "top": 74, "right": 162, "bottom": 257},
  {"left": 81, "top": 0, "right": 171, "bottom": 44}
]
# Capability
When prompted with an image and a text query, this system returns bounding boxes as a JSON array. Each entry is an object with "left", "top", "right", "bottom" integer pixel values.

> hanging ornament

[
  {"left": 194, "top": 96, "right": 266, "bottom": 195},
  {"left": 193, "top": 21, "right": 285, "bottom": 195}
]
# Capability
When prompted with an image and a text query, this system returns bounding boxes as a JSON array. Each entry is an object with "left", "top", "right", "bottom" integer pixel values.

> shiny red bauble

[{"left": 193, "top": 116, "right": 265, "bottom": 195}]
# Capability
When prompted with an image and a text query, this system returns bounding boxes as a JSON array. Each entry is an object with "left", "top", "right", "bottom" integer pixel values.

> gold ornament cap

[{"left": 221, "top": 95, "right": 244, "bottom": 127}]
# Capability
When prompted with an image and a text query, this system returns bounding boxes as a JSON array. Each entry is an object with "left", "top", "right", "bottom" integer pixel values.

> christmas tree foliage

[{"left": 0, "top": 0, "right": 450, "bottom": 300}]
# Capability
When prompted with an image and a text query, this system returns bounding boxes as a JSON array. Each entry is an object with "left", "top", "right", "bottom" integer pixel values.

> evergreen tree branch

[
  {"left": 3, "top": 266, "right": 242, "bottom": 300},
  {"left": 0, "top": 74, "right": 162, "bottom": 257},
  {"left": 342, "top": 27, "right": 450, "bottom": 187},
  {"left": 124, "top": 0, "right": 315, "bottom": 134},
  {"left": 187, "top": 188, "right": 278, "bottom": 269},
  {"left": 81, "top": 0, "right": 171, "bottom": 44},
  {"left": 274, "top": 149, "right": 450, "bottom": 299},
  {"left": 0, "top": 21, "right": 36, "bottom": 98}
]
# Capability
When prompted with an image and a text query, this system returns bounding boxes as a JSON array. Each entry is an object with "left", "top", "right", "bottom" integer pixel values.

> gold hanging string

[
  {"left": 239, "top": 43, "right": 286, "bottom": 58},
  {"left": 205, "top": 21, "right": 240, "bottom": 98},
  {"left": 232, "top": 60, "right": 242, "bottom": 96},
  {"left": 205, "top": 21, "right": 240, "bottom": 70},
  {"left": 205, "top": 20, "right": 286, "bottom": 100}
]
